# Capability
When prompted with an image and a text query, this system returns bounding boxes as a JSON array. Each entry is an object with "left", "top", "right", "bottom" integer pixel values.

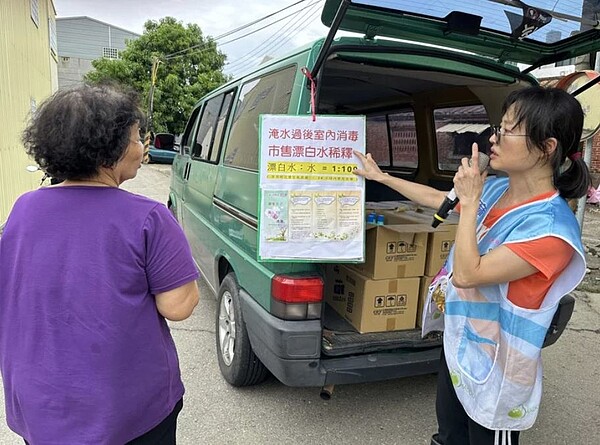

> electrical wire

[
  {"left": 213, "top": 0, "right": 307, "bottom": 40},
  {"left": 227, "top": 4, "right": 324, "bottom": 77},
  {"left": 162, "top": 0, "right": 314, "bottom": 60},
  {"left": 164, "top": 2, "right": 321, "bottom": 62},
  {"left": 245, "top": 1, "right": 324, "bottom": 62},
  {"left": 225, "top": 0, "right": 324, "bottom": 74}
]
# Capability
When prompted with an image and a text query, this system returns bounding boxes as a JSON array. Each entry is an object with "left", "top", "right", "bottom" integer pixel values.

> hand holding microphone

[{"left": 432, "top": 145, "right": 490, "bottom": 228}]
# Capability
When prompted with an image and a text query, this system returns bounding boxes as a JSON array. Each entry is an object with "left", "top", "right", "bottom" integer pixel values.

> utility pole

[{"left": 143, "top": 57, "right": 161, "bottom": 164}]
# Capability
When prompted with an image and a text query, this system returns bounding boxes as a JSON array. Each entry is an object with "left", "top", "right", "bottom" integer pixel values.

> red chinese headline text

[
  {"left": 267, "top": 145, "right": 354, "bottom": 159},
  {"left": 268, "top": 128, "right": 359, "bottom": 142}
]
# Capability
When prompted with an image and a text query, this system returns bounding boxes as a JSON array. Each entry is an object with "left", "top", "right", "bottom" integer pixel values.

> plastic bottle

[
  {"left": 366, "top": 212, "right": 376, "bottom": 224},
  {"left": 376, "top": 214, "right": 385, "bottom": 225}
]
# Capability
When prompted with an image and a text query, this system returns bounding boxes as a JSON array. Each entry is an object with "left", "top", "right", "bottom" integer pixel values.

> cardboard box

[
  {"left": 417, "top": 275, "right": 434, "bottom": 328},
  {"left": 324, "top": 265, "right": 419, "bottom": 333},
  {"left": 323, "top": 265, "right": 350, "bottom": 316},
  {"left": 349, "top": 213, "right": 431, "bottom": 279},
  {"left": 378, "top": 209, "right": 458, "bottom": 276},
  {"left": 424, "top": 224, "right": 457, "bottom": 276}
]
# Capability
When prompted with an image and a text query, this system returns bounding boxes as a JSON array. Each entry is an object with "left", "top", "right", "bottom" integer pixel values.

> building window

[
  {"left": 48, "top": 17, "right": 57, "bottom": 56},
  {"left": 102, "top": 47, "right": 119, "bottom": 59},
  {"left": 30, "top": 0, "right": 40, "bottom": 28}
]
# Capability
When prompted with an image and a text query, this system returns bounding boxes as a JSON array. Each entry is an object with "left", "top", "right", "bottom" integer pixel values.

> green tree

[{"left": 85, "top": 17, "right": 228, "bottom": 135}]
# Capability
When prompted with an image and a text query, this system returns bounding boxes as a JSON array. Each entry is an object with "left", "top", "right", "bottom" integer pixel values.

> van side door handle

[{"left": 184, "top": 162, "right": 191, "bottom": 180}]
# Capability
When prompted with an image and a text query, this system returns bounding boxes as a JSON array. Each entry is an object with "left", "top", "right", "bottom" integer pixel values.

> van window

[
  {"left": 434, "top": 105, "right": 491, "bottom": 171},
  {"left": 223, "top": 65, "right": 296, "bottom": 170},
  {"left": 210, "top": 91, "right": 234, "bottom": 163},
  {"left": 180, "top": 106, "right": 201, "bottom": 155},
  {"left": 390, "top": 111, "right": 418, "bottom": 169},
  {"left": 366, "top": 109, "right": 418, "bottom": 170},
  {"left": 366, "top": 115, "right": 390, "bottom": 167},
  {"left": 192, "top": 94, "right": 223, "bottom": 160}
]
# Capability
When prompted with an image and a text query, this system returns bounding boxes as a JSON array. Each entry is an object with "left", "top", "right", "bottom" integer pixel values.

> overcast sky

[{"left": 53, "top": 0, "right": 331, "bottom": 76}]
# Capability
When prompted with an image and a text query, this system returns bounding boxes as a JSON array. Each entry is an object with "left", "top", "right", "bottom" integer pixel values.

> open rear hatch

[
  {"left": 314, "top": 0, "right": 600, "bottom": 78},
  {"left": 313, "top": 0, "right": 600, "bottom": 357}
]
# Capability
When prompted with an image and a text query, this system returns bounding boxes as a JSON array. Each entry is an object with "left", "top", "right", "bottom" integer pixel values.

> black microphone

[{"left": 432, "top": 153, "right": 490, "bottom": 228}]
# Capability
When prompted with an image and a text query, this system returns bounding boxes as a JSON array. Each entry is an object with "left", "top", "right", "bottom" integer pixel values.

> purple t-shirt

[{"left": 0, "top": 186, "right": 199, "bottom": 444}]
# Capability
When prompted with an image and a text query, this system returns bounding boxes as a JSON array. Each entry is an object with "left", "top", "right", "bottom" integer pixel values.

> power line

[
  {"left": 164, "top": 1, "right": 321, "bottom": 62},
  {"left": 227, "top": 0, "right": 324, "bottom": 77},
  {"left": 213, "top": 0, "right": 307, "bottom": 40},
  {"left": 234, "top": 0, "right": 323, "bottom": 63},
  {"left": 162, "top": 0, "right": 312, "bottom": 60},
  {"left": 249, "top": 4, "right": 324, "bottom": 67},
  {"left": 163, "top": 1, "right": 325, "bottom": 66},
  {"left": 225, "top": 0, "right": 324, "bottom": 73}
]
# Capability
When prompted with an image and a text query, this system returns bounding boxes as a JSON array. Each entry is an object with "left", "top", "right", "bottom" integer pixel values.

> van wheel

[{"left": 216, "top": 273, "right": 268, "bottom": 386}]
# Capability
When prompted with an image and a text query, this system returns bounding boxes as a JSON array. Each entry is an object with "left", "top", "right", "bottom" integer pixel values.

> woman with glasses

[
  {"left": 354, "top": 86, "right": 590, "bottom": 445},
  {"left": 0, "top": 84, "right": 200, "bottom": 444}
]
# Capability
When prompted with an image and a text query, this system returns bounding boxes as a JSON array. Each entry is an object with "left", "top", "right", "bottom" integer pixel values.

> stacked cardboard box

[
  {"left": 323, "top": 202, "right": 459, "bottom": 332},
  {"left": 348, "top": 212, "right": 433, "bottom": 279},
  {"left": 376, "top": 205, "right": 459, "bottom": 327},
  {"left": 324, "top": 264, "right": 419, "bottom": 333},
  {"left": 377, "top": 207, "right": 458, "bottom": 277},
  {"left": 323, "top": 212, "right": 434, "bottom": 333}
]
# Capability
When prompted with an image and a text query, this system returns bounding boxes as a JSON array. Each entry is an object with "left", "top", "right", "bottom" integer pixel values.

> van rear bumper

[{"left": 240, "top": 288, "right": 441, "bottom": 387}]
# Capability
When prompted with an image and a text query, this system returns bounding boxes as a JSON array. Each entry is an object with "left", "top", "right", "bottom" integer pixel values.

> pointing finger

[{"left": 471, "top": 143, "right": 479, "bottom": 169}]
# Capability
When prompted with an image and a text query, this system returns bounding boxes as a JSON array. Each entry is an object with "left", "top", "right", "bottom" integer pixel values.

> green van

[{"left": 167, "top": 0, "right": 600, "bottom": 390}]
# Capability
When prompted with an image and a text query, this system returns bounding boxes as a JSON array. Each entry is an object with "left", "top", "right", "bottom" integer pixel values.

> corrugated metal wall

[
  {"left": 0, "top": 0, "right": 57, "bottom": 223},
  {"left": 55, "top": 17, "right": 139, "bottom": 90},
  {"left": 56, "top": 17, "right": 139, "bottom": 59}
]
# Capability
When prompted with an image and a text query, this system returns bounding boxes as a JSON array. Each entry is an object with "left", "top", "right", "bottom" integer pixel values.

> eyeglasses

[{"left": 491, "top": 125, "right": 528, "bottom": 143}]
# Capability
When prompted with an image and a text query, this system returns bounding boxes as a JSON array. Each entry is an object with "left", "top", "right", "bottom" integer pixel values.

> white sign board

[{"left": 258, "top": 114, "right": 365, "bottom": 262}]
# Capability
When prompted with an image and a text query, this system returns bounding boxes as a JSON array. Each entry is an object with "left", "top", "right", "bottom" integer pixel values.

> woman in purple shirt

[{"left": 0, "top": 84, "right": 200, "bottom": 444}]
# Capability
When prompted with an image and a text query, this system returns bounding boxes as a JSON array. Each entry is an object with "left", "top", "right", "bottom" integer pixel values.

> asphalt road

[{"left": 1, "top": 163, "right": 599, "bottom": 444}]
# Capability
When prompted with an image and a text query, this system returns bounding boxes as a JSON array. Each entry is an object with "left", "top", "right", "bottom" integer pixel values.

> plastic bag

[{"left": 587, "top": 185, "right": 600, "bottom": 205}]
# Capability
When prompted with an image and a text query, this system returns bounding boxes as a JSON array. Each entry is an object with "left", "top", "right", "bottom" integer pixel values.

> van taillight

[
  {"left": 270, "top": 275, "right": 323, "bottom": 320},
  {"left": 271, "top": 275, "right": 323, "bottom": 303}
]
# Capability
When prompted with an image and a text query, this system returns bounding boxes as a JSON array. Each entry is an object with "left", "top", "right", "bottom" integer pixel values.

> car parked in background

[{"left": 148, "top": 133, "right": 178, "bottom": 164}]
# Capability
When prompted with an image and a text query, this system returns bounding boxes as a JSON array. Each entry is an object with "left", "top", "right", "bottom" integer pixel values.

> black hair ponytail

[
  {"left": 505, "top": 87, "right": 591, "bottom": 200},
  {"left": 555, "top": 155, "right": 592, "bottom": 199}
]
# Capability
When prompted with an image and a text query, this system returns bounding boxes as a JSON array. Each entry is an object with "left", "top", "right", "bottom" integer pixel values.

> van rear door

[{"left": 320, "top": 0, "right": 600, "bottom": 68}]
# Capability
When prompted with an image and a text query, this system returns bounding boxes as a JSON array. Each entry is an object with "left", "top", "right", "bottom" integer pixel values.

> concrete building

[
  {"left": 56, "top": 16, "right": 139, "bottom": 89},
  {"left": 0, "top": 0, "right": 58, "bottom": 223}
]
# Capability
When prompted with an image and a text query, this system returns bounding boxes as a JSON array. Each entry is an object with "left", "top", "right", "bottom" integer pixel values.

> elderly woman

[
  {"left": 0, "top": 84, "right": 200, "bottom": 444},
  {"left": 354, "top": 86, "right": 590, "bottom": 445}
]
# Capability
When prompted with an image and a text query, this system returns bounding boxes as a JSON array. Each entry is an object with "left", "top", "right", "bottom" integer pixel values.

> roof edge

[{"left": 56, "top": 16, "right": 141, "bottom": 37}]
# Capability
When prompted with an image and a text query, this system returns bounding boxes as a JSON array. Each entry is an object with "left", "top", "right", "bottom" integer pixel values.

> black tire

[
  {"left": 215, "top": 273, "right": 268, "bottom": 386},
  {"left": 147, "top": 155, "right": 154, "bottom": 163}
]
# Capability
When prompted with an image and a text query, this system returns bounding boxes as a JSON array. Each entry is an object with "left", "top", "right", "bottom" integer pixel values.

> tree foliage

[{"left": 85, "top": 17, "right": 228, "bottom": 135}]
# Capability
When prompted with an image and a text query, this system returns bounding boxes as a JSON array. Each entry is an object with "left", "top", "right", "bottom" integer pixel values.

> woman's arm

[
  {"left": 144, "top": 206, "right": 201, "bottom": 321},
  {"left": 449, "top": 146, "right": 539, "bottom": 287},
  {"left": 452, "top": 243, "right": 539, "bottom": 288},
  {"left": 155, "top": 280, "right": 200, "bottom": 321},
  {"left": 353, "top": 151, "right": 447, "bottom": 209}
]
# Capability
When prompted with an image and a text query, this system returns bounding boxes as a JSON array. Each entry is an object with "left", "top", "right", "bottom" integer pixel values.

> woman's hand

[
  {"left": 353, "top": 151, "right": 387, "bottom": 182},
  {"left": 453, "top": 143, "right": 488, "bottom": 208}
]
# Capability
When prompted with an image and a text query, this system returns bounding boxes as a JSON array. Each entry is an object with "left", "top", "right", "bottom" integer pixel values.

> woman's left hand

[{"left": 453, "top": 143, "right": 488, "bottom": 209}]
